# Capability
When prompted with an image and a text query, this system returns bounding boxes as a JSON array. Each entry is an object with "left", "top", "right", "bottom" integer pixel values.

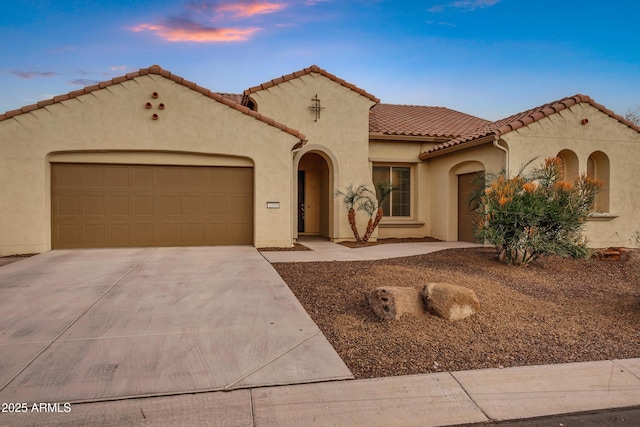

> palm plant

[
  {"left": 361, "top": 183, "right": 393, "bottom": 242},
  {"left": 335, "top": 184, "right": 370, "bottom": 242},
  {"left": 336, "top": 183, "right": 393, "bottom": 243}
]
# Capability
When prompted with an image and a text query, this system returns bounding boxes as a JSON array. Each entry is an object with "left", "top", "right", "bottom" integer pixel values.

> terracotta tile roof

[
  {"left": 216, "top": 93, "right": 244, "bottom": 104},
  {"left": 369, "top": 104, "right": 490, "bottom": 138},
  {"left": 243, "top": 65, "right": 380, "bottom": 103},
  {"left": 0, "top": 65, "right": 306, "bottom": 142},
  {"left": 424, "top": 94, "right": 640, "bottom": 157}
]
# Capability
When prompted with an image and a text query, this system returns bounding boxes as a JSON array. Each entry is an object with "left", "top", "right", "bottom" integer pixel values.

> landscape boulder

[
  {"left": 368, "top": 286, "right": 424, "bottom": 320},
  {"left": 422, "top": 283, "right": 480, "bottom": 322}
]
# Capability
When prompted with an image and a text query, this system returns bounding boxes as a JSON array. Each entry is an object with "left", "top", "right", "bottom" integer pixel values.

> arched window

[
  {"left": 587, "top": 151, "right": 610, "bottom": 212},
  {"left": 556, "top": 150, "right": 578, "bottom": 181}
]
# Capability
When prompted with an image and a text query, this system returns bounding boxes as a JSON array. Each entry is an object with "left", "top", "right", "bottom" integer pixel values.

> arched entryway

[
  {"left": 450, "top": 161, "right": 485, "bottom": 243},
  {"left": 297, "top": 152, "right": 330, "bottom": 237}
]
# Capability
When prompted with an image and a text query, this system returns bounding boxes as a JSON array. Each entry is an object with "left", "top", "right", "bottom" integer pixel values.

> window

[
  {"left": 372, "top": 165, "right": 411, "bottom": 217},
  {"left": 557, "top": 150, "right": 578, "bottom": 181},
  {"left": 587, "top": 151, "right": 610, "bottom": 212}
]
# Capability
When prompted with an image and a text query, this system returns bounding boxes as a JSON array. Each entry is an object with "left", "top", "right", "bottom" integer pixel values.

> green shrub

[{"left": 474, "top": 157, "right": 601, "bottom": 265}]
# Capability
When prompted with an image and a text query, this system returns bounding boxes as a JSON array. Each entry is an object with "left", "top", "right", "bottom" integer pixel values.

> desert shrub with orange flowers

[{"left": 473, "top": 157, "right": 602, "bottom": 265}]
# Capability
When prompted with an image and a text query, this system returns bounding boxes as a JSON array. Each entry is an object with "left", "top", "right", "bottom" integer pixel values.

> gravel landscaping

[{"left": 273, "top": 247, "right": 640, "bottom": 379}]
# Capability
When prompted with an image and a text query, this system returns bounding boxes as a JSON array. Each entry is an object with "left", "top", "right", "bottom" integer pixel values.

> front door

[
  {"left": 457, "top": 172, "right": 483, "bottom": 243},
  {"left": 297, "top": 170, "right": 305, "bottom": 232}
]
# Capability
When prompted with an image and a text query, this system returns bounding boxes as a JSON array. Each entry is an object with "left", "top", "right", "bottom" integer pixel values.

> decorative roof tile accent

[
  {"left": 0, "top": 65, "right": 306, "bottom": 143},
  {"left": 424, "top": 94, "right": 640, "bottom": 156},
  {"left": 243, "top": 65, "right": 380, "bottom": 103},
  {"left": 369, "top": 104, "right": 490, "bottom": 138}
]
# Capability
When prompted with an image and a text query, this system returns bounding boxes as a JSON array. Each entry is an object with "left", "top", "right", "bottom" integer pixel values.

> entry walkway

[{"left": 261, "top": 239, "right": 483, "bottom": 263}]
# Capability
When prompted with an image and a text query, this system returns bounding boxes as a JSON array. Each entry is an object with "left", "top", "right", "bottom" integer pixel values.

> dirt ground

[
  {"left": 273, "top": 247, "right": 640, "bottom": 379},
  {"left": 338, "top": 236, "right": 442, "bottom": 248}
]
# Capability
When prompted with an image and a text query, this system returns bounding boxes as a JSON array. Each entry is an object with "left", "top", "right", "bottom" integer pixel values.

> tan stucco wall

[
  {"left": 503, "top": 103, "right": 640, "bottom": 247},
  {"left": 0, "top": 74, "right": 301, "bottom": 255},
  {"left": 425, "top": 143, "right": 505, "bottom": 241},
  {"left": 367, "top": 139, "right": 506, "bottom": 241},
  {"left": 248, "top": 73, "right": 377, "bottom": 241},
  {"left": 368, "top": 140, "right": 430, "bottom": 238}
]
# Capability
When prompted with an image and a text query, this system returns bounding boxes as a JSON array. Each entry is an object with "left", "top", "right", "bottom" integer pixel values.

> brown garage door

[{"left": 52, "top": 164, "right": 253, "bottom": 248}]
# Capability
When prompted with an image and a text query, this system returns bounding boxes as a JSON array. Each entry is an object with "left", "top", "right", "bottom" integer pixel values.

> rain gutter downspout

[{"left": 493, "top": 135, "right": 509, "bottom": 177}]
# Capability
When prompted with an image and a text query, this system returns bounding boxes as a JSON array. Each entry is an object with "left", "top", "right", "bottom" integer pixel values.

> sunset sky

[{"left": 2, "top": 0, "right": 639, "bottom": 120}]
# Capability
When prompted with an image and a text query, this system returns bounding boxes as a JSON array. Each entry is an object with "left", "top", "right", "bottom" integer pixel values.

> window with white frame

[{"left": 372, "top": 165, "right": 411, "bottom": 217}]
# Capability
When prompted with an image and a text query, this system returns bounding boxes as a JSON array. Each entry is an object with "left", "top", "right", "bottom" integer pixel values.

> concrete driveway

[{"left": 0, "top": 247, "right": 352, "bottom": 404}]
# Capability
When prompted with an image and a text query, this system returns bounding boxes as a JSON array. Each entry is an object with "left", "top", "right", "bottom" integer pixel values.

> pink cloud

[
  {"left": 186, "top": 1, "right": 286, "bottom": 18},
  {"left": 130, "top": 2, "right": 285, "bottom": 43},
  {"left": 130, "top": 18, "right": 260, "bottom": 42},
  {"left": 216, "top": 1, "right": 286, "bottom": 18}
]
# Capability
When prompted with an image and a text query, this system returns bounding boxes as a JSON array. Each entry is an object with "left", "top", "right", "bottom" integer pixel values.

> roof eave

[
  {"left": 244, "top": 65, "right": 380, "bottom": 104},
  {"left": 369, "top": 133, "right": 452, "bottom": 143},
  {"left": 0, "top": 65, "right": 306, "bottom": 144},
  {"left": 419, "top": 134, "right": 497, "bottom": 160}
]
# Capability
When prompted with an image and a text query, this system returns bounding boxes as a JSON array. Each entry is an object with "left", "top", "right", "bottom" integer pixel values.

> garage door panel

[
  {"left": 229, "top": 224, "right": 252, "bottom": 245},
  {"left": 134, "top": 224, "right": 154, "bottom": 245},
  {"left": 207, "top": 169, "right": 228, "bottom": 188},
  {"left": 161, "top": 196, "right": 182, "bottom": 216},
  {"left": 134, "top": 196, "right": 154, "bottom": 216},
  {"left": 161, "top": 168, "right": 183, "bottom": 189},
  {"left": 110, "top": 224, "right": 131, "bottom": 245},
  {"left": 84, "top": 224, "right": 106, "bottom": 245},
  {"left": 207, "top": 223, "right": 228, "bottom": 244},
  {"left": 184, "top": 223, "right": 207, "bottom": 244},
  {"left": 208, "top": 196, "right": 227, "bottom": 215},
  {"left": 162, "top": 223, "right": 183, "bottom": 245},
  {"left": 133, "top": 168, "right": 154, "bottom": 188},
  {"left": 184, "top": 169, "right": 206, "bottom": 189},
  {"left": 84, "top": 195, "right": 106, "bottom": 216},
  {"left": 56, "top": 224, "right": 80, "bottom": 245},
  {"left": 228, "top": 168, "right": 252, "bottom": 190},
  {"left": 55, "top": 164, "right": 81, "bottom": 187},
  {"left": 230, "top": 195, "right": 252, "bottom": 216},
  {"left": 106, "top": 167, "right": 130, "bottom": 188},
  {"left": 52, "top": 164, "right": 253, "bottom": 248},
  {"left": 83, "top": 167, "right": 106, "bottom": 187},
  {"left": 109, "top": 195, "right": 130, "bottom": 216},
  {"left": 184, "top": 196, "right": 205, "bottom": 216},
  {"left": 55, "top": 195, "right": 80, "bottom": 216}
]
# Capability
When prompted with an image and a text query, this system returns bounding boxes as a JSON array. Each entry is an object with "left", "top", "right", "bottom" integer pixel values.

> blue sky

[{"left": 1, "top": 0, "right": 639, "bottom": 121}]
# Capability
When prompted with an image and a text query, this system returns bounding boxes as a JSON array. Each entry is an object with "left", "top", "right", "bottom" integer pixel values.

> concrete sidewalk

[
  {"left": 3, "top": 358, "right": 639, "bottom": 426},
  {"left": 261, "top": 239, "right": 483, "bottom": 262}
]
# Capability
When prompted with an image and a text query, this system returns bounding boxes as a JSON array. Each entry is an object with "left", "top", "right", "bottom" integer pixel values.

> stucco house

[{"left": 1, "top": 64, "right": 639, "bottom": 255}]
